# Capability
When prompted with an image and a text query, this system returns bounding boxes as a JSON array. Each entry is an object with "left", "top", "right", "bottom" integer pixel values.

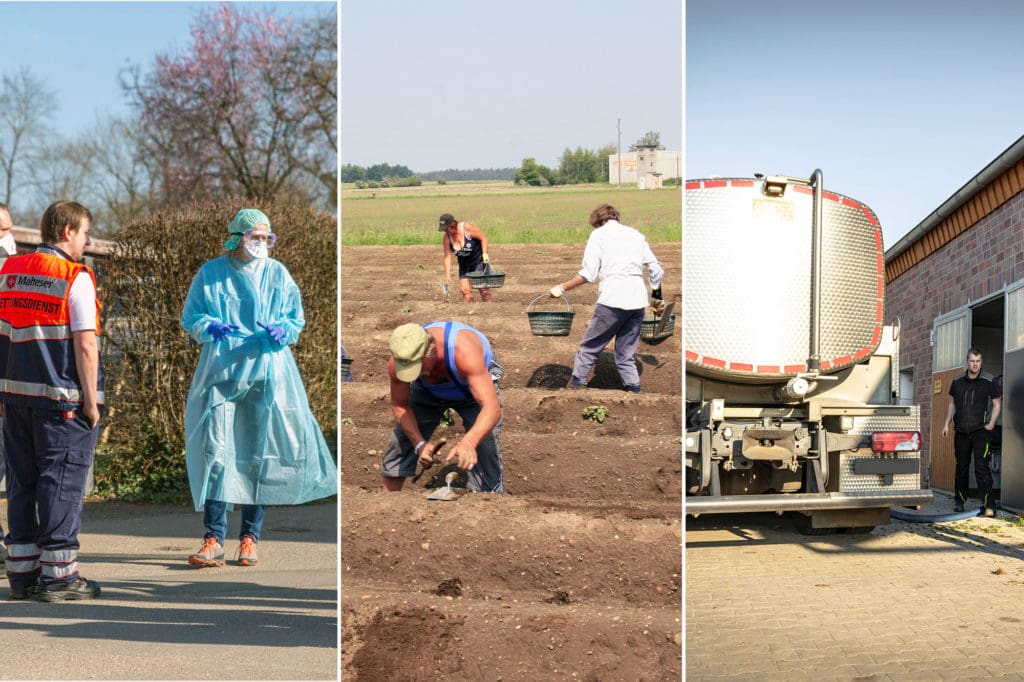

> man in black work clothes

[{"left": 942, "top": 348, "right": 1001, "bottom": 516}]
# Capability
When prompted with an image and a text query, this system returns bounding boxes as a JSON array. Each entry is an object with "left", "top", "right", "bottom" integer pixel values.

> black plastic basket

[
  {"left": 467, "top": 264, "right": 506, "bottom": 289},
  {"left": 527, "top": 294, "right": 574, "bottom": 336},
  {"left": 341, "top": 357, "right": 353, "bottom": 380},
  {"left": 640, "top": 313, "right": 676, "bottom": 345}
]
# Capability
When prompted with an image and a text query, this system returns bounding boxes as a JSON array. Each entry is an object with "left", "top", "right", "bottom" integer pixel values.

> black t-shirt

[{"left": 949, "top": 371, "right": 1001, "bottom": 434}]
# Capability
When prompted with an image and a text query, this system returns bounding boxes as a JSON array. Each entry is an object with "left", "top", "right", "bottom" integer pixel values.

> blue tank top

[{"left": 415, "top": 321, "right": 493, "bottom": 400}]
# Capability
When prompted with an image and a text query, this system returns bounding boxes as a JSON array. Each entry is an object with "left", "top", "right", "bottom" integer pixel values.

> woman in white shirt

[{"left": 548, "top": 204, "right": 664, "bottom": 392}]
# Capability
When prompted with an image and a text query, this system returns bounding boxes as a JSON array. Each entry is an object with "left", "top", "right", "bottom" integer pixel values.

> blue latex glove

[
  {"left": 257, "top": 321, "right": 287, "bottom": 344},
  {"left": 207, "top": 320, "right": 239, "bottom": 342}
]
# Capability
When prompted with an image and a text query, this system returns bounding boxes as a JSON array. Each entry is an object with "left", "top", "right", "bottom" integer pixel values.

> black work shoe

[
  {"left": 953, "top": 502, "right": 964, "bottom": 513},
  {"left": 10, "top": 580, "right": 39, "bottom": 600},
  {"left": 35, "top": 577, "right": 101, "bottom": 602}
]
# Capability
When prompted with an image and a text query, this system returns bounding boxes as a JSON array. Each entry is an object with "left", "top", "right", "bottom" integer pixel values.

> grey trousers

[
  {"left": 573, "top": 304, "right": 645, "bottom": 387},
  {"left": 381, "top": 382, "right": 504, "bottom": 493}
]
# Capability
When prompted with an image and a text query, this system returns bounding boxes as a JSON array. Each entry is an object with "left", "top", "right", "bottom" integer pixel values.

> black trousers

[{"left": 954, "top": 429, "right": 994, "bottom": 508}]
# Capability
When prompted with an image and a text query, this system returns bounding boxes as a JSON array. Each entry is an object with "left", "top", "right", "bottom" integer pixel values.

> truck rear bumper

[{"left": 686, "top": 490, "right": 933, "bottom": 515}]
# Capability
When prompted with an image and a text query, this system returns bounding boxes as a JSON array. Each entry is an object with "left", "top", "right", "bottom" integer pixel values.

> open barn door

[{"left": 931, "top": 310, "right": 971, "bottom": 492}]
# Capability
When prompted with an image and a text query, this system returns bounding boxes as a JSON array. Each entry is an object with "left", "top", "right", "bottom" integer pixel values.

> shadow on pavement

[
  {"left": 0, "top": 580, "right": 336, "bottom": 648},
  {"left": 686, "top": 511, "right": 1024, "bottom": 561}
]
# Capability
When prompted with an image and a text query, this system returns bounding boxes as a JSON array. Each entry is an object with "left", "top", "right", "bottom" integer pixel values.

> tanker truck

[{"left": 685, "top": 170, "right": 933, "bottom": 532}]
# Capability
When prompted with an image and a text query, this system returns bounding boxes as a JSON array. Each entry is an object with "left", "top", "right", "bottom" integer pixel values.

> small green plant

[
  {"left": 341, "top": 417, "right": 355, "bottom": 427},
  {"left": 440, "top": 408, "right": 456, "bottom": 427},
  {"left": 400, "top": 305, "right": 412, "bottom": 313},
  {"left": 582, "top": 405, "right": 608, "bottom": 423}
]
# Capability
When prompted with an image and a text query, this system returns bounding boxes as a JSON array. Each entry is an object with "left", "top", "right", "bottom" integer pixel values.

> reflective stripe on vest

[{"left": 0, "top": 252, "right": 104, "bottom": 410}]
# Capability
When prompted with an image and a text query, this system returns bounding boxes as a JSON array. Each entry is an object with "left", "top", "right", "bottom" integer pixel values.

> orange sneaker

[
  {"left": 188, "top": 537, "right": 224, "bottom": 567},
  {"left": 237, "top": 536, "right": 258, "bottom": 567}
]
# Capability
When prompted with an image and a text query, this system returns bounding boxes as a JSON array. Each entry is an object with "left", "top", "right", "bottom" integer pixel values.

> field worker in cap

[
  {"left": 381, "top": 321, "right": 505, "bottom": 493},
  {"left": 180, "top": 208, "right": 337, "bottom": 568},
  {"left": 0, "top": 200, "right": 103, "bottom": 601},
  {"left": 439, "top": 213, "right": 495, "bottom": 303},
  {"left": 549, "top": 203, "right": 665, "bottom": 393}
]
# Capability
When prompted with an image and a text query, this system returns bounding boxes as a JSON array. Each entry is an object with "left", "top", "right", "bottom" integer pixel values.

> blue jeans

[
  {"left": 380, "top": 382, "right": 504, "bottom": 493},
  {"left": 203, "top": 499, "right": 264, "bottom": 545}
]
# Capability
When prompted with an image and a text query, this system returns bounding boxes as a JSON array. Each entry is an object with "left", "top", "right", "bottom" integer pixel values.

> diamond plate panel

[
  {"left": 843, "top": 407, "right": 920, "bottom": 435},
  {"left": 839, "top": 453, "right": 922, "bottom": 494},
  {"left": 686, "top": 178, "right": 881, "bottom": 382},
  {"left": 839, "top": 407, "right": 922, "bottom": 494}
]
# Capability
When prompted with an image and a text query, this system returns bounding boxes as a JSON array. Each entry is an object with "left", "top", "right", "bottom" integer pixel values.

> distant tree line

[
  {"left": 341, "top": 163, "right": 414, "bottom": 182},
  {"left": 420, "top": 168, "right": 515, "bottom": 182},
  {"left": 346, "top": 130, "right": 660, "bottom": 190},
  {"left": 515, "top": 143, "right": 617, "bottom": 187},
  {"left": 342, "top": 164, "right": 516, "bottom": 184}
]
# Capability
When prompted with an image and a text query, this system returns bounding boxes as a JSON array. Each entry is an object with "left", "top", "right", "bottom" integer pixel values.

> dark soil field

[{"left": 340, "top": 243, "right": 682, "bottom": 680}]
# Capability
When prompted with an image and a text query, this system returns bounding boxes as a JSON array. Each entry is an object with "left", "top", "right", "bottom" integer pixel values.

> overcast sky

[
  {"left": 686, "top": 0, "right": 1024, "bottom": 247},
  {"left": 341, "top": 0, "right": 682, "bottom": 172}
]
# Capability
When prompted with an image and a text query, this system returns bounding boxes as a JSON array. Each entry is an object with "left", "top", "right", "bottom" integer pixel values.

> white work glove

[
  {"left": 650, "top": 298, "right": 667, "bottom": 316},
  {"left": 482, "top": 252, "right": 490, "bottom": 264},
  {"left": 549, "top": 284, "right": 565, "bottom": 298}
]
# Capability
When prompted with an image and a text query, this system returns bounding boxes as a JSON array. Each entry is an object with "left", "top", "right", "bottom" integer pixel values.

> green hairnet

[{"left": 224, "top": 208, "right": 271, "bottom": 250}]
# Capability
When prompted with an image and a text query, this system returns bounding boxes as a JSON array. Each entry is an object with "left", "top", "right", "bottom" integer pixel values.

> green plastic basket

[
  {"left": 341, "top": 357, "right": 353, "bottom": 380},
  {"left": 527, "top": 294, "right": 574, "bottom": 336},
  {"left": 640, "top": 313, "right": 676, "bottom": 345},
  {"left": 467, "top": 264, "right": 506, "bottom": 289}
]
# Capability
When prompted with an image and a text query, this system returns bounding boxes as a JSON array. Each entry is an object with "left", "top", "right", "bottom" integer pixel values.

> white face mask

[
  {"left": 243, "top": 240, "right": 268, "bottom": 260},
  {"left": 0, "top": 233, "right": 15, "bottom": 256}
]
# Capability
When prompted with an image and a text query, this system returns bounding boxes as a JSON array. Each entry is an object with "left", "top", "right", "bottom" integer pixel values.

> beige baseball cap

[{"left": 390, "top": 323, "right": 431, "bottom": 382}]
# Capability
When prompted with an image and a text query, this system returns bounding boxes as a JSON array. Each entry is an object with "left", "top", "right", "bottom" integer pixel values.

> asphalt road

[{"left": 0, "top": 499, "right": 338, "bottom": 681}]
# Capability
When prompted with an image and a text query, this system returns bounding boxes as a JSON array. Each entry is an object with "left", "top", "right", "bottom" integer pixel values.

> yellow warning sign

[{"left": 933, "top": 379, "right": 943, "bottom": 394}]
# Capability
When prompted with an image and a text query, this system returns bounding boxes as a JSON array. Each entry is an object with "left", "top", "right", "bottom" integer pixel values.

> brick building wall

[{"left": 885, "top": 191, "right": 1024, "bottom": 461}]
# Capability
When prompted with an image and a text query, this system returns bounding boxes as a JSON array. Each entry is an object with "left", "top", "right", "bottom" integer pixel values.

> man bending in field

[{"left": 380, "top": 321, "right": 504, "bottom": 493}]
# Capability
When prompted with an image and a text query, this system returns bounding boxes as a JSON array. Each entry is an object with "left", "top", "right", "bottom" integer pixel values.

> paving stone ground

[{"left": 686, "top": 492, "right": 1024, "bottom": 681}]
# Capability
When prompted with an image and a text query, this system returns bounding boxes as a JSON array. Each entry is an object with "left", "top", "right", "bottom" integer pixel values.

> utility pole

[{"left": 617, "top": 118, "right": 621, "bottom": 188}]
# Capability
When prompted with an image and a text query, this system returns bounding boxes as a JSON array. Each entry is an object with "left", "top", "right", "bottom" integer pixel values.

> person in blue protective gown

[{"left": 180, "top": 208, "right": 337, "bottom": 567}]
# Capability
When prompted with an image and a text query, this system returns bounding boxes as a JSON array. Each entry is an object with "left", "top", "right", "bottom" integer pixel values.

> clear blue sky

[
  {"left": 1, "top": 1, "right": 333, "bottom": 140},
  {"left": 341, "top": 0, "right": 682, "bottom": 173},
  {"left": 686, "top": 0, "right": 1024, "bottom": 248}
]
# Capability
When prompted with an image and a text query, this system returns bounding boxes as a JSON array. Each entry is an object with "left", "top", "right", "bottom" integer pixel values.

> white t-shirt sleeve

[{"left": 68, "top": 271, "right": 97, "bottom": 332}]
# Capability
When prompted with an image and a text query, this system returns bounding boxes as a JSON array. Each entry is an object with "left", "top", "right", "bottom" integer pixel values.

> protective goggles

[{"left": 241, "top": 229, "right": 277, "bottom": 247}]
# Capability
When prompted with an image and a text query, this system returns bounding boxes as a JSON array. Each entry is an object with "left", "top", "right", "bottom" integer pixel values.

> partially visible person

[
  {"left": 548, "top": 203, "right": 665, "bottom": 393},
  {"left": 381, "top": 321, "right": 504, "bottom": 493},
  {"left": 0, "top": 203, "right": 16, "bottom": 261},
  {"left": 0, "top": 200, "right": 103, "bottom": 601},
  {"left": 181, "top": 208, "right": 337, "bottom": 568},
  {"left": 0, "top": 202, "right": 14, "bottom": 571},
  {"left": 439, "top": 213, "right": 494, "bottom": 303},
  {"left": 942, "top": 347, "right": 1002, "bottom": 516}
]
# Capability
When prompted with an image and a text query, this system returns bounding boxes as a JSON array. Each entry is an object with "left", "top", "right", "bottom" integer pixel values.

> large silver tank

[{"left": 685, "top": 176, "right": 883, "bottom": 384}]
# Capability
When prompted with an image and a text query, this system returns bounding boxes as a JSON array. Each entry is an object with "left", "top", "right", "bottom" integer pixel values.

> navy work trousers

[{"left": 3, "top": 404, "right": 98, "bottom": 589}]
